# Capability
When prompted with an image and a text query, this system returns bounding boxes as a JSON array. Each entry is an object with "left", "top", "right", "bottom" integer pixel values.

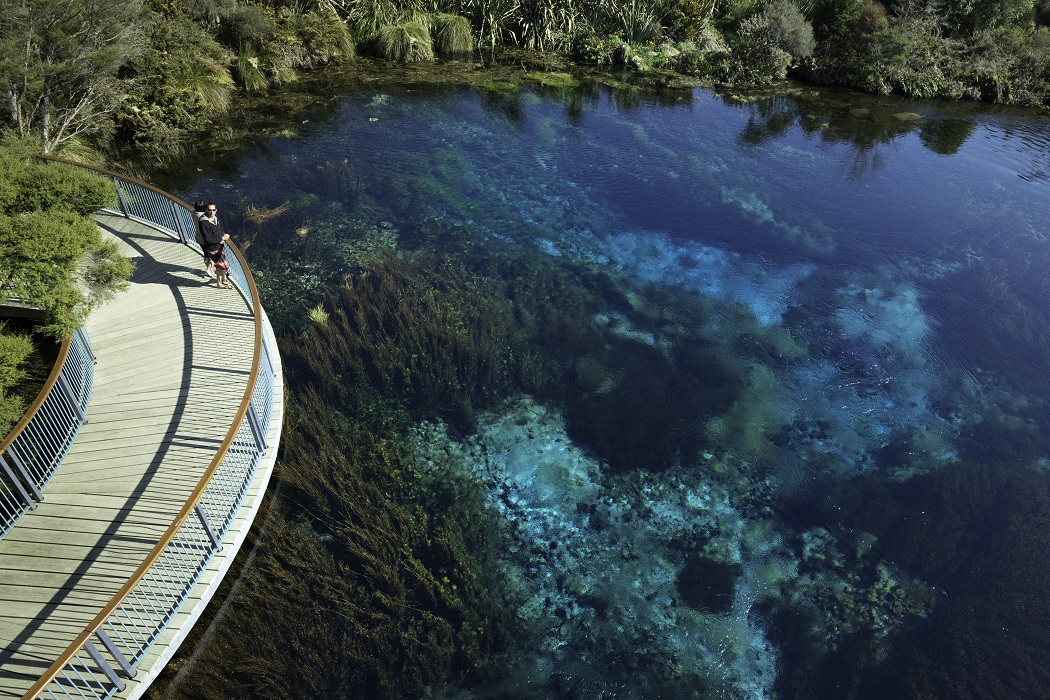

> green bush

[
  {"left": 614, "top": 0, "right": 663, "bottom": 43},
  {"left": 0, "top": 149, "right": 132, "bottom": 338},
  {"left": 236, "top": 42, "right": 271, "bottom": 91},
  {"left": 0, "top": 158, "right": 115, "bottom": 215},
  {"left": 285, "top": 7, "right": 357, "bottom": 63},
  {"left": 0, "top": 323, "right": 33, "bottom": 438},
  {"left": 725, "top": 14, "right": 794, "bottom": 83},
  {"left": 112, "top": 15, "right": 234, "bottom": 152},
  {"left": 573, "top": 33, "right": 624, "bottom": 65},
  {"left": 966, "top": 26, "right": 1050, "bottom": 105},
  {"left": 763, "top": 0, "right": 816, "bottom": 57},
  {"left": 220, "top": 3, "right": 276, "bottom": 47},
  {"left": 941, "top": 0, "right": 1035, "bottom": 35},
  {"left": 858, "top": 0, "right": 889, "bottom": 33},
  {"left": 667, "top": 0, "right": 719, "bottom": 41}
]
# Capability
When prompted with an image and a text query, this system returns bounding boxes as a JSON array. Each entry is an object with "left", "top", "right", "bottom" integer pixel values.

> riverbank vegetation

[{"left": 2, "top": 0, "right": 1048, "bottom": 162}]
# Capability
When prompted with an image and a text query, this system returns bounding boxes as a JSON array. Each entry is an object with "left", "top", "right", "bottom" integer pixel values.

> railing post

[
  {"left": 58, "top": 373, "right": 87, "bottom": 423},
  {"left": 4, "top": 446, "right": 42, "bottom": 502},
  {"left": 246, "top": 401, "right": 267, "bottom": 450},
  {"left": 78, "top": 326, "right": 96, "bottom": 365},
  {"left": 84, "top": 641, "right": 127, "bottom": 692},
  {"left": 261, "top": 334, "right": 275, "bottom": 379},
  {"left": 0, "top": 453, "right": 37, "bottom": 508},
  {"left": 113, "top": 176, "right": 129, "bottom": 216},
  {"left": 96, "top": 628, "right": 136, "bottom": 678},
  {"left": 169, "top": 199, "right": 189, "bottom": 245},
  {"left": 195, "top": 504, "right": 222, "bottom": 551}
]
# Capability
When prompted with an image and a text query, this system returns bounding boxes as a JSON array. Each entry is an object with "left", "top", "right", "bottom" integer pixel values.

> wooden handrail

[
  {"left": 21, "top": 159, "right": 266, "bottom": 700},
  {"left": 0, "top": 334, "right": 73, "bottom": 453}
]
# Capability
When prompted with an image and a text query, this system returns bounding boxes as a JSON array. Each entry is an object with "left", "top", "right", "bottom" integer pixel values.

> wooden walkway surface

[{"left": 0, "top": 213, "right": 282, "bottom": 699}]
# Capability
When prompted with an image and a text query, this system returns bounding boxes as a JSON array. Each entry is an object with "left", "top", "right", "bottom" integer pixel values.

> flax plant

[
  {"left": 517, "top": 0, "right": 583, "bottom": 50},
  {"left": 615, "top": 0, "right": 663, "bottom": 43},
  {"left": 236, "top": 43, "right": 269, "bottom": 91}
]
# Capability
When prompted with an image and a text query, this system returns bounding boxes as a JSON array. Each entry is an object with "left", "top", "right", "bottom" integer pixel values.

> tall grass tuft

[
  {"left": 377, "top": 22, "right": 435, "bottom": 61},
  {"left": 432, "top": 13, "right": 474, "bottom": 56},
  {"left": 616, "top": 0, "right": 663, "bottom": 44}
]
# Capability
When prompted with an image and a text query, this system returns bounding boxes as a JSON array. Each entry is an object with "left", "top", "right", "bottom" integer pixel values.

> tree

[
  {"left": 0, "top": 0, "right": 146, "bottom": 154},
  {"left": 938, "top": 0, "right": 1035, "bottom": 34}
]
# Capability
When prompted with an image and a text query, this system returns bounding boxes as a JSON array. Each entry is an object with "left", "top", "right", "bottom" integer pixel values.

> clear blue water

[{"left": 176, "top": 79, "right": 1050, "bottom": 698}]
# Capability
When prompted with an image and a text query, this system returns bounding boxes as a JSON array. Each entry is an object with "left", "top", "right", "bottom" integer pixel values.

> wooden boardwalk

[{"left": 0, "top": 213, "right": 282, "bottom": 699}]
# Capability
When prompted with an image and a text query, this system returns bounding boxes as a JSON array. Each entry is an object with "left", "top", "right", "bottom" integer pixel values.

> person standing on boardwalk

[
  {"left": 194, "top": 201, "right": 215, "bottom": 279},
  {"left": 199, "top": 202, "right": 232, "bottom": 289}
]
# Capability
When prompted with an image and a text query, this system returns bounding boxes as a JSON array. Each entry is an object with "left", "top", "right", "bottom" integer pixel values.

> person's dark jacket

[{"left": 199, "top": 216, "right": 225, "bottom": 251}]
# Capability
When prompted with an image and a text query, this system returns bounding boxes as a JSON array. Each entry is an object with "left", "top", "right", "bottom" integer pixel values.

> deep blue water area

[{"left": 176, "top": 78, "right": 1050, "bottom": 699}]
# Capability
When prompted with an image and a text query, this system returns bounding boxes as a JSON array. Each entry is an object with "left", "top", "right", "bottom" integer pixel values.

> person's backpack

[{"left": 193, "top": 201, "right": 207, "bottom": 248}]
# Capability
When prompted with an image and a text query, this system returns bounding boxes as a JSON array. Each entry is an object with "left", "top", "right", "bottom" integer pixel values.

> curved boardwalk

[{"left": 0, "top": 213, "right": 282, "bottom": 698}]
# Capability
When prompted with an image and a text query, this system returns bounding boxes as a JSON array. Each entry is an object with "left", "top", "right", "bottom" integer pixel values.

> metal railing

[
  {"left": 22, "top": 157, "right": 280, "bottom": 700},
  {"left": 0, "top": 327, "right": 94, "bottom": 540}
]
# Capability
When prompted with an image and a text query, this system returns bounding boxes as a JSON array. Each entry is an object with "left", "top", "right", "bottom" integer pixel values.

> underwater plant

[{"left": 152, "top": 388, "right": 517, "bottom": 700}]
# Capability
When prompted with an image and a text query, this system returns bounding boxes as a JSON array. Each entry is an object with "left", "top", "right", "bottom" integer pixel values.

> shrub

[
  {"left": 763, "top": 0, "right": 816, "bottom": 57},
  {"left": 725, "top": 13, "right": 794, "bottom": 82},
  {"left": 112, "top": 15, "right": 234, "bottom": 152},
  {"left": 0, "top": 151, "right": 132, "bottom": 338},
  {"left": 941, "top": 0, "right": 1035, "bottom": 35},
  {"left": 0, "top": 157, "right": 115, "bottom": 215},
  {"left": 220, "top": 3, "right": 276, "bottom": 47},
  {"left": 667, "top": 0, "right": 718, "bottom": 42},
  {"left": 573, "top": 32, "right": 623, "bottom": 64},
  {"left": 614, "top": 0, "right": 663, "bottom": 43},
  {"left": 966, "top": 26, "right": 1050, "bottom": 105},
  {"left": 725, "top": 0, "right": 764, "bottom": 21},
  {"left": 859, "top": 0, "right": 889, "bottom": 33},
  {"left": 286, "top": 8, "right": 357, "bottom": 63},
  {"left": 0, "top": 324, "right": 32, "bottom": 438}
]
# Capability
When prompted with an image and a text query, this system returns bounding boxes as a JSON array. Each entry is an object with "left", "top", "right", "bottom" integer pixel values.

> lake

[{"left": 169, "top": 71, "right": 1050, "bottom": 700}]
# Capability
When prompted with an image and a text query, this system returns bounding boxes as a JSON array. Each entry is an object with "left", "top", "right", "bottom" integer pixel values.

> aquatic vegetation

[
  {"left": 155, "top": 389, "right": 516, "bottom": 700},
  {"left": 412, "top": 396, "right": 933, "bottom": 699},
  {"left": 286, "top": 251, "right": 519, "bottom": 430}
]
